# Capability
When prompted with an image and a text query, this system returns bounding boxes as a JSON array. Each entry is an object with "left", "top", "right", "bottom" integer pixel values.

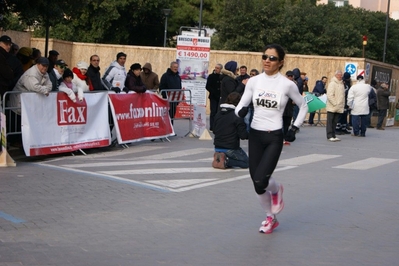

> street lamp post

[
  {"left": 162, "top": 9, "right": 171, "bottom": 47},
  {"left": 198, "top": 0, "right": 203, "bottom": 36},
  {"left": 383, "top": 0, "right": 390, "bottom": 62}
]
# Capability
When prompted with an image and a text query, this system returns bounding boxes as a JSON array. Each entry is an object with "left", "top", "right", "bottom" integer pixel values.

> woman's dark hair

[
  {"left": 262, "top": 44, "right": 286, "bottom": 70},
  {"left": 226, "top": 92, "right": 241, "bottom": 106}
]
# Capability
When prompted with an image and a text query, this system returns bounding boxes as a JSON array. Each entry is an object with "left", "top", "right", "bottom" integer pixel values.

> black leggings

[{"left": 249, "top": 128, "right": 284, "bottom": 194}]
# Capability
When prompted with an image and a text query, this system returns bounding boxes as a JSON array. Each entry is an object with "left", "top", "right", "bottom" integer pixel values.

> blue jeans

[
  {"left": 351, "top": 115, "right": 367, "bottom": 136},
  {"left": 225, "top": 147, "right": 249, "bottom": 168}
]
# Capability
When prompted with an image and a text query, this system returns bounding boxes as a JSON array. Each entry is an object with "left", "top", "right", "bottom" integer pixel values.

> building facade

[{"left": 318, "top": 0, "right": 399, "bottom": 19}]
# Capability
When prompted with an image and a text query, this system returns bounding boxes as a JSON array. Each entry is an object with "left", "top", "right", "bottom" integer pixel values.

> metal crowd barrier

[
  {"left": 161, "top": 89, "right": 193, "bottom": 137},
  {"left": 2, "top": 91, "right": 24, "bottom": 142}
]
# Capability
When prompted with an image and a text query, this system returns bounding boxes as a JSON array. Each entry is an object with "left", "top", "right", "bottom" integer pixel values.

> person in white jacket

[
  {"left": 58, "top": 68, "right": 83, "bottom": 102},
  {"left": 347, "top": 75, "right": 371, "bottom": 137},
  {"left": 101, "top": 52, "right": 127, "bottom": 93},
  {"left": 72, "top": 61, "right": 91, "bottom": 95}
]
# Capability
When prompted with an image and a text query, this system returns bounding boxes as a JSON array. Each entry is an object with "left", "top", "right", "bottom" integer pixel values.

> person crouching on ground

[
  {"left": 213, "top": 92, "right": 249, "bottom": 169},
  {"left": 58, "top": 68, "right": 83, "bottom": 102}
]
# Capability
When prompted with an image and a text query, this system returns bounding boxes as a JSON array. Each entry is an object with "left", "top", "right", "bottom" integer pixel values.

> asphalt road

[{"left": 1, "top": 120, "right": 399, "bottom": 266}]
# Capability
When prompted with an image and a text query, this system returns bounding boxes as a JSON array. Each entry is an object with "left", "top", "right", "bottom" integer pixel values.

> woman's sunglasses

[{"left": 262, "top": 54, "right": 279, "bottom": 62}]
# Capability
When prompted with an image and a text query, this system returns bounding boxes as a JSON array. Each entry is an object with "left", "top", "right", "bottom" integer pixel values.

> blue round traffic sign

[{"left": 345, "top": 64, "right": 356, "bottom": 75}]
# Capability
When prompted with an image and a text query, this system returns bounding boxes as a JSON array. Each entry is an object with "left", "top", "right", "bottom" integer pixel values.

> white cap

[{"left": 77, "top": 61, "right": 89, "bottom": 70}]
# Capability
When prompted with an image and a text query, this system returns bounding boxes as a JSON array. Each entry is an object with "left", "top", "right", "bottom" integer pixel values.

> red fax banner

[
  {"left": 21, "top": 92, "right": 111, "bottom": 156},
  {"left": 108, "top": 91, "right": 174, "bottom": 144}
]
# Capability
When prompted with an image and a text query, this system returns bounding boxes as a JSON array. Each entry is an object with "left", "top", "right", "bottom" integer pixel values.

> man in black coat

[
  {"left": 205, "top": 63, "right": 222, "bottom": 131},
  {"left": 159, "top": 61, "right": 182, "bottom": 124},
  {"left": 87, "top": 54, "right": 106, "bottom": 90},
  {"left": 0, "top": 35, "right": 14, "bottom": 101}
]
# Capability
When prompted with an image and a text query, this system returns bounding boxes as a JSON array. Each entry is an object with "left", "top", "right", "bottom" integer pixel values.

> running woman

[{"left": 235, "top": 44, "right": 308, "bottom": 234}]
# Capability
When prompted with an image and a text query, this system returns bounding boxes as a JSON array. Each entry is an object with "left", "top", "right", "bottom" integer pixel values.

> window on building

[{"left": 328, "top": 0, "right": 348, "bottom": 7}]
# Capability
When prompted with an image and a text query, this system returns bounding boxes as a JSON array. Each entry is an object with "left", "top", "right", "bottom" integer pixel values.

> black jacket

[
  {"left": 292, "top": 68, "right": 303, "bottom": 95},
  {"left": 159, "top": 68, "right": 182, "bottom": 98},
  {"left": 125, "top": 70, "right": 146, "bottom": 93},
  {"left": 87, "top": 65, "right": 106, "bottom": 91},
  {"left": 312, "top": 80, "right": 326, "bottom": 96},
  {"left": 213, "top": 104, "right": 248, "bottom": 150},
  {"left": 48, "top": 69, "right": 62, "bottom": 91},
  {"left": 0, "top": 47, "right": 13, "bottom": 98},
  {"left": 159, "top": 68, "right": 182, "bottom": 91},
  {"left": 205, "top": 71, "right": 221, "bottom": 100},
  {"left": 219, "top": 69, "right": 243, "bottom": 105},
  {"left": 6, "top": 54, "right": 23, "bottom": 94}
]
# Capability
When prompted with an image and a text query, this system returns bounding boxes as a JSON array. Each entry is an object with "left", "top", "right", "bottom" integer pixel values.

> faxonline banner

[{"left": 108, "top": 91, "right": 174, "bottom": 144}]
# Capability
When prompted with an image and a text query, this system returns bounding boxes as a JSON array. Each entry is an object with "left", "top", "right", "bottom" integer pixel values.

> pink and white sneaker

[
  {"left": 271, "top": 184, "right": 284, "bottom": 214},
  {"left": 259, "top": 216, "right": 279, "bottom": 234}
]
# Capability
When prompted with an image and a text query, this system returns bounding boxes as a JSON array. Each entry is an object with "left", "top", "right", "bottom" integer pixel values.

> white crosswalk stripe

[
  {"left": 62, "top": 159, "right": 207, "bottom": 168},
  {"left": 98, "top": 167, "right": 248, "bottom": 175},
  {"left": 41, "top": 148, "right": 399, "bottom": 192},
  {"left": 278, "top": 154, "right": 341, "bottom": 166},
  {"left": 333, "top": 158, "right": 398, "bottom": 170}
]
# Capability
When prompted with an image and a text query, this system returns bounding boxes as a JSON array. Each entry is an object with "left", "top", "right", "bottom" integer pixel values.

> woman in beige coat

[{"left": 326, "top": 70, "right": 345, "bottom": 141}]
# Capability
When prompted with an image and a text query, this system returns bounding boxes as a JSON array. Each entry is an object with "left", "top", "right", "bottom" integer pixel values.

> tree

[
  {"left": 3, "top": 0, "right": 399, "bottom": 65},
  {"left": 213, "top": 0, "right": 399, "bottom": 65}
]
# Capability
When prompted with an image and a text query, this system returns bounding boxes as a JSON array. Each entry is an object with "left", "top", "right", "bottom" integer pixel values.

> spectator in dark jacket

[
  {"left": 159, "top": 61, "right": 182, "bottom": 124},
  {"left": 291, "top": 68, "right": 303, "bottom": 123},
  {"left": 124, "top": 63, "right": 146, "bottom": 93},
  {"left": 366, "top": 79, "right": 377, "bottom": 128},
  {"left": 376, "top": 82, "right": 391, "bottom": 130},
  {"left": 7, "top": 48, "right": 24, "bottom": 95},
  {"left": 283, "top": 70, "right": 295, "bottom": 144},
  {"left": 140, "top": 62, "right": 159, "bottom": 92},
  {"left": 47, "top": 50, "right": 59, "bottom": 74},
  {"left": 213, "top": 92, "right": 249, "bottom": 169},
  {"left": 219, "top": 61, "right": 245, "bottom": 108},
  {"left": 308, "top": 76, "right": 328, "bottom": 125},
  {"left": 49, "top": 59, "right": 68, "bottom": 91},
  {"left": 236, "top": 65, "right": 250, "bottom": 83},
  {"left": 0, "top": 35, "right": 14, "bottom": 100},
  {"left": 87, "top": 55, "right": 105, "bottom": 91},
  {"left": 205, "top": 63, "right": 222, "bottom": 131}
]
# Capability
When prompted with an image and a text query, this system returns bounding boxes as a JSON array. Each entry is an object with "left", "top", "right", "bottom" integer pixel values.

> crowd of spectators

[{"left": 0, "top": 34, "right": 171, "bottom": 147}]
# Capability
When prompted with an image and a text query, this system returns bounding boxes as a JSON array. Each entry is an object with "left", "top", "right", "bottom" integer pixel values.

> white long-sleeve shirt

[{"left": 235, "top": 72, "right": 308, "bottom": 131}]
